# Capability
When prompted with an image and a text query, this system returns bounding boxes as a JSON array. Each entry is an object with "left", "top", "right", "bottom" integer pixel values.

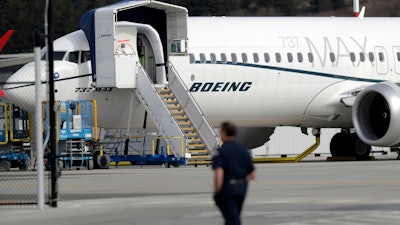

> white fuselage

[{"left": 4, "top": 17, "right": 400, "bottom": 129}]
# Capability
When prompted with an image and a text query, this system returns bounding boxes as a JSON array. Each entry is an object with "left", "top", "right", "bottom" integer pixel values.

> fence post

[{"left": 34, "top": 31, "right": 44, "bottom": 210}]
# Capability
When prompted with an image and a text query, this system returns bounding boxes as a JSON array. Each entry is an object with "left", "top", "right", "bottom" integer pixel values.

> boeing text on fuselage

[{"left": 189, "top": 81, "right": 252, "bottom": 92}]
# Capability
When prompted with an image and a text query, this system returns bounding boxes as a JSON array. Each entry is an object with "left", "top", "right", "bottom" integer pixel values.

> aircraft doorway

[
  {"left": 137, "top": 34, "right": 156, "bottom": 83},
  {"left": 133, "top": 23, "right": 167, "bottom": 85}
]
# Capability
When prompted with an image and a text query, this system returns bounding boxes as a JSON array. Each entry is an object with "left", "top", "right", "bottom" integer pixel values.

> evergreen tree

[{"left": 0, "top": 0, "right": 398, "bottom": 53}]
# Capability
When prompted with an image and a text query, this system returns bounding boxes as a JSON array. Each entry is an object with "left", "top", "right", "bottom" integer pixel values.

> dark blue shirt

[{"left": 212, "top": 140, "right": 255, "bottom": 181}]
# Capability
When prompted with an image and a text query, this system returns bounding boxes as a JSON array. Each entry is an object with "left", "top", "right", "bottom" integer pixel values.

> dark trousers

[{"left": 214, "top": 182, "right": 247, "bottom": 225}]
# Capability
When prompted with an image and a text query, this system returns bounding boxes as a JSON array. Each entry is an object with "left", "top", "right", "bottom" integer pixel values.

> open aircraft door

[{"left": 79, "top": 0, "right": 188, "bottom": 88}]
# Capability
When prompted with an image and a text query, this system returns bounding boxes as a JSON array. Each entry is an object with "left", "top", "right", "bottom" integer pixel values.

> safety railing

[
  {"left": 135, "top": 63, "right": 185, "bottom": 157},
  {"left": 168, "top": 62, "right": 220, "bottom": 152},
  {"left": 151, "top": 136, "right": 185, "bottom": 157}
]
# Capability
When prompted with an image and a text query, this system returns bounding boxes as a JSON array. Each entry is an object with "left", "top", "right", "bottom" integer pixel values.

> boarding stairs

[{"left": 135, "top": 63, "right": 219, "bottom": 165}]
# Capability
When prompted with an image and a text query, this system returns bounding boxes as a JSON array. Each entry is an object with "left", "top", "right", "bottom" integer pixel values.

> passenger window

[
  {"left": 81, "top": 51, "right": 91, "bottom": 63},
  {"left": 210, "top": 53, "right": 217, "bottom": 64},
  {"left": 253, "top": 53, "right": 259, "bottom": 63},
  {"left": 66, "top": 51, "right": 79, "bottom": 63},
  {"left": 350, "top": 52, "right": 356, "bottom": 62},
  {"left": 241, "top": 53, "right": 248, "bottom": 63},
  {"left": 200, "top": 53, "right": 206, "bottom": 63},
  {"left": 329, "top": 52, "right": 335, "bottom": 62},
  {"left": 369, "top": 52, "right": 375, "bottom": 62},
  {"left": 378, "top": 52, "right": 385, "bottom": 62},
  {"left": 297, "top": 53, "right": 303, "bottom": 63},
  {"left": 221, "top": 53, "right": 227, "bottom": 64},
  {"left": 264, "top": 53, "right": 270, "bottom": 63},
  {"left": 231, "top": 53, "right": 237, "bottom": 64},
  {"left": 275, "top": 53, "right": 281, "bottom": 63},
  {"left": 287, "top": 53, "right": 293, "bottom": 63},
  {"left": 308, "top": 53, "right": 314, "bottom": 62},
  {"left": 359, "top": 52, "right": 366, "bottom": 62},
  {"left": 189, "top": 53, "right": 195, "bottom": 63}
]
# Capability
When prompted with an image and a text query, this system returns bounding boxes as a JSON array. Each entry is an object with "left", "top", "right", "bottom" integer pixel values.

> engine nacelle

[{"left": 353, "top": 82, "right": 400, "bottom": 147}]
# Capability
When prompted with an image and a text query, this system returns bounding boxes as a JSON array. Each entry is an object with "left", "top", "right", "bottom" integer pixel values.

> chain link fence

[{"left": 0, "top": 53, "right": 50, "bottom": 206}]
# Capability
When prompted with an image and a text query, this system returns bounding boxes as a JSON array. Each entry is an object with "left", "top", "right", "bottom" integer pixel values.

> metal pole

[
  {"left": 34, "top": 32, "right": 44, "bottom": 210},
  {"left": 353, "top": 0, "right": 360, "bottom": 17},
  {"left": 47, "top": 0, "right": 58, "bottom": 208},
  {"left": 125, "top": 91, "right": 135, "bottom": 136}
]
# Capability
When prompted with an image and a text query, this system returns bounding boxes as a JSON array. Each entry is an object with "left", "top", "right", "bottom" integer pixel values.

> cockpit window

[
  {"left": 81, "top": 51, "right": 91, "bottom": 63},
  {"left": 41, "top": 51, "right": 66, "bottom": 61},
  {"left": 66, "top": 51, "right": 79, "bottom": 63}
]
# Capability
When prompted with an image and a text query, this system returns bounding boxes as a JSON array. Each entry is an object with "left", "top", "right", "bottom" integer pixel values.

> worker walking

[{"left": 212, "top": 121, "right": 256, "bottom": 225}]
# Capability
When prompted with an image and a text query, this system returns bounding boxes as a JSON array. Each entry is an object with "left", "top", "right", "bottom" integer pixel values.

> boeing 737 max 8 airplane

[{"left": 3, "top": 0, "right": 400, "bottom": 159}]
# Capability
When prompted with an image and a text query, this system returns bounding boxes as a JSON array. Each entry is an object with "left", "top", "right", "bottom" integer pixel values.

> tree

[{"left": 0, "top": 0, "right": 398, "bottom": 53}]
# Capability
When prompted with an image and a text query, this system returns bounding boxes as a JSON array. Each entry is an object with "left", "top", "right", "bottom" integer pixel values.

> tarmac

[{"left": 2, "top": 157, "right": 400, "bottom": 225}]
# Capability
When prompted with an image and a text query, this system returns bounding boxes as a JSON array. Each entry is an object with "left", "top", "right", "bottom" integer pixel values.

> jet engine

[{"left": 353, "top": 82, "right": 400, "bottom": 147}]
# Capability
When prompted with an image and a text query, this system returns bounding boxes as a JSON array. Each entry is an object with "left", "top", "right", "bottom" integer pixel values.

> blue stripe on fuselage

[{"left": 194, "top": 60, "right": 385, "bottom": 83}]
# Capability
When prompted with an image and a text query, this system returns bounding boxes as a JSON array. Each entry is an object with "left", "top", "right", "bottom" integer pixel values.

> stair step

[
  {"left": 160, "top": 93, "right": 175, "bottom": 98},
  {"left": 167, "top": 105, "right": 182, "bottom": 109},
  {"left": 164, "top": 99, "right": 178, "bottom": 104},
  {"left": 188, "top": 137, "right": 201, "bottom": 142},
  {"left": 187, "top": 160, "right": 212, "bottom": 165},
  {"left": 189, "top": 155, "right": 212, "bottom": 160},
  {"left": 170, "top": 110, "right": 185, "bottom": 115},
  {"left": 185, "top": 132, "right": 200, "bottom": 138},
  {"left": 158, "top": 88, "right": 172, "bottom": 94},
  {"left": 189, "top": 149, "right": 210, "bottom": 155},
  {"left": 174, "top": 115, "right": 188, "bottom": 120},
  {"left": 188, "top": 143, "right": 206, "bottom": 148},
  {"left": 181, "top": 127, "right": 196, "bottom": 131},
  {"left": 178, "top": 121, "right": 192, "bottom": 126}
]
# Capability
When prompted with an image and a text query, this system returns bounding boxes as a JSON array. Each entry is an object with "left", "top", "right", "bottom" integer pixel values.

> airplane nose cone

[{"left": 3, "top": 61, "right": 46, "bottom": 112}]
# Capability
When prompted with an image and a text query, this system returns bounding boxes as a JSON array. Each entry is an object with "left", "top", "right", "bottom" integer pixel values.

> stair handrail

[
  {"left": 168, "top": 62, "right": 220, "bottom": 152},
  {"left": 135, "top": 64, "right": 186, "bottom": 158}
]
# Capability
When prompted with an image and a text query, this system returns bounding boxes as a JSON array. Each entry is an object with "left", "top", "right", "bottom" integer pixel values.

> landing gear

[{"left": 330, "top": 131, "right": 371, "bottom": 160}]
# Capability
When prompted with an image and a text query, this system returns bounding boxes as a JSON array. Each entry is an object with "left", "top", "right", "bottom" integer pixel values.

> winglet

[
  {"left": 0, "top": 29, "right": 14, "bottom": 52},
  {"left": 358, "top": 6, "right": 366, "bottom": 19}
]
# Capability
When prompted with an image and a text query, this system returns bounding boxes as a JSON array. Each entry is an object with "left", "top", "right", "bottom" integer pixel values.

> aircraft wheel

[
  {"left": 351, "top": 133, "right": 371, "bottom": 160},
  {"left": 330, "top": 133, "right": 353, "bottom": 157}
]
